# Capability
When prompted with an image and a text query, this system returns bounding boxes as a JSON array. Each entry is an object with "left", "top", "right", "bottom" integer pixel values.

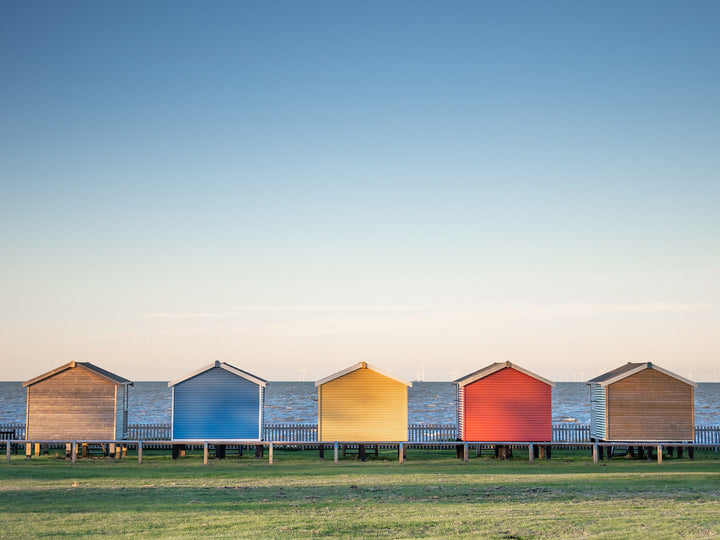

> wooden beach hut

[
  {"left": 453, "top": 361, "right": 554, "bottom": 442},
  {"left": 588, "top": 362, "right": 695, "bottom": 442},
  {"left": 23, "top": 361, "right": 132, "bottom": 441},
  {"left": 168, "top": 361, "right": 267, "bottom": 441},
  {"left": 316, "top": 362, "right": 412, "bottom": 441}
]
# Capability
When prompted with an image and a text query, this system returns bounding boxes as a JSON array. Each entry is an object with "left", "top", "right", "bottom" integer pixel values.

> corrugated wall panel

[
  {"left": 461, "top": 367, "right": 552, "bottom": 441},
  {"left": 172, "top": 367, "right": 262, "bottom": 440},
  {"left": 318, "top": 368, "right": 407, "bottom": 441},
  {"left": 26, "top": 368, "right": 118, "bottom": 440},
  {"left": 457, "top": 385, "right": 464, "bottom": 440},
  {"left": 590, "top": 384, "right": 606, "bottom": 440}
]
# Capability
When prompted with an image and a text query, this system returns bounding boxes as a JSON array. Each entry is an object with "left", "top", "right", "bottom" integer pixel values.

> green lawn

[{"left": 1, "top": 448, "right": 719, "bottom": 538}]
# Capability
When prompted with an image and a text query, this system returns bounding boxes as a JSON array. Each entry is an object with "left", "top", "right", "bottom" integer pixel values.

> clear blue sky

[{"left": 1, "top": 1, "right": 719, "bottom": 382}]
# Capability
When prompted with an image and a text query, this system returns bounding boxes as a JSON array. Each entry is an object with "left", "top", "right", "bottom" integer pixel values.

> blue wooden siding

[{"left": 172, "top": 367, "right": 262, "bottom": 440}]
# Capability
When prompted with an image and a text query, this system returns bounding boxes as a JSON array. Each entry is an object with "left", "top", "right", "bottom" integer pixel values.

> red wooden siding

[{"left": 462, "top": 367, "right": 552, "bottom": 441}]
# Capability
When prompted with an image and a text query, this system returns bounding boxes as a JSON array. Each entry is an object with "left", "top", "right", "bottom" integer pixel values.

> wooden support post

[
  {"left": 172, "top": 444, "right": 180, "bottom": 460},
  {"left": 114, "top": 445, "right": 121, "bottom": 459},
  {"left": 71, "top": 442, "right": 77, "bottom": 464},
  {"left": 359, "top": 444, "right": 366, "bottom": 462},
  {"left": 657, "top": 445, "right": 663, "bottom": 464},
  {"left": 334, "top": 442, "right": 339, "bottom": 464},
  {"left": 646, "top": 446, "right": 654, "bottom": 461},
  {"left": 399, "top": 443, "right": 405, "bottom": 464},
  {"left": 34, "top": 443, "right": 40, "bottom": 457},
  {"left": 81, "top": 443, "right": 88, "bottom": 458},
  {"left": 110, "top": 443, "right": 117, "bottom": 457},
  {"left": 342, "top": 444, "right": 347, "bottom": 457},
  {"left": 668, "top": 446, "right": 674, "bottom": 457},
  {"left": 203, "top": 442, "right": 208, "bottom": 465},
  {"left": 456, "top": 444, "right": 464, "bottom": 460},
  {"left": 689, "top": 446, "right": 694, "bottom": 460},
  {"left": 528, "top": 443, "right": 534, "bottom": 462},
  {"left": 6, "top": 441, "right": 10, "bottom": 463},
  {"left": 677, "top": 446, "right": 684, "bottom": 459},
  {"left": 318, "top": 444, "right": 325, "bottom": 460},
  {"left": 268, "top": 442, "right": 274, "bottom": 465},
  {"left": 255, "top": 444, "right": 263, "bottom": 459},
  {"left": 25, "top": 443, "right": 31, "bottom": 459},
  {"left": 544, "top": 445, "right": 551, "bottom": 459},
  {"left": 374, "top": 445, "right": 379, "bottom": 457},
  {"left": 137, "top": 441, "right": 143, "bottom": 465},
  {"left": 593, "top": 444, "right": 599, "bottom": 464},
  {"left": 463, "top": 442, "right": 469, "bottom": 463},
  {"left": 215, "top": 444, "right": 226, "bottom": 459}
]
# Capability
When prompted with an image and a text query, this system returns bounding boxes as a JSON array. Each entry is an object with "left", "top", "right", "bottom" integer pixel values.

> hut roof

[
  {"left": 23, "top": 361, "right": 133, "bottom": 387},
  {"left": 587, "top": 362, "right": 697, "bottom": 387},
  {"left": 315, "top": 361, "right": 412, "bottom": 387},
  {"left": 452, "top": 361, "right": 555, "bottom": 387},
  {"left": 168, "top": 360, "right": 267, "bottom": 387}
]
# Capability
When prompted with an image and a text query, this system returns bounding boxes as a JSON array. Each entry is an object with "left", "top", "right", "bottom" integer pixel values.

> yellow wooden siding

[
  {"left": 318, "top": 368, "right": 408, "bottom": 441},
  {"left": 26, "top": 368, "right": 117, "bottom": 440}
]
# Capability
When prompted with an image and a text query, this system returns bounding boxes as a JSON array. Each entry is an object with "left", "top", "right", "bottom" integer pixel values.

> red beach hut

[{"left": 453, "top": 361, "right": 554, "bottom": 442}]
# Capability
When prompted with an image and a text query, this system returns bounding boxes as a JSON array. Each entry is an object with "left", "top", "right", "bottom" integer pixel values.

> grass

[{"left": 1, "top": 448, "right": 719, "bottom": 538}]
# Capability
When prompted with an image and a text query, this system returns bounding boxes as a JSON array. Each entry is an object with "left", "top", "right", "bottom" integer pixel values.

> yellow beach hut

[{"left": 316, "top": 362, "right": 412, "bottom": 441}]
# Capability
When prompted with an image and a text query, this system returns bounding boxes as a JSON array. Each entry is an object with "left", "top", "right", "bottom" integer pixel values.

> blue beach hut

[{"left": 168, "top": 361, "right": 267, "bottom": 441}]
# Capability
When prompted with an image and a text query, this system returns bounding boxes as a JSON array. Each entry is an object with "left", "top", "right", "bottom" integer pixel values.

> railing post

[
  {"left": 137, "top": 441, "right": 143, "bottom": 464},
  {"left": 334, "top": 441, "right": 338, "bottom": 464},
  {"left": 528, "top": 443, "right": 534, "bottom": 462},
  {"left": 268, "top": 442, "right": 274, "bottom": 465}
]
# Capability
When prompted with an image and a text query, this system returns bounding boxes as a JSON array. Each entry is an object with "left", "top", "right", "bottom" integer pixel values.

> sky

[{"left": 1, "top": 1, "right": 719, "bottom": 382}]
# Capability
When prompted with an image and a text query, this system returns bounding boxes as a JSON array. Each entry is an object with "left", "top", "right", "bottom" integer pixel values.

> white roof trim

[
  {"left": 453, "top": 361, "right": 555, "bottom": 387},
  {"left": 594, "top": 362, "right": 697, "bottom": 387},
  {"left": 315, "top": 362, "right": 412, "bottom": 387},
  {"left": 168, "top": 361, "right": 267, "bottom": 387}
]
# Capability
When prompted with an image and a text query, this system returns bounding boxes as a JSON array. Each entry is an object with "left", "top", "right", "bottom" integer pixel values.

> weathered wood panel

[
  {"left": 607, "top": 369, "right": 694, "bottom": 441},
  {"left": 26, "top": 368, "right": 117, "bottom": 440}
]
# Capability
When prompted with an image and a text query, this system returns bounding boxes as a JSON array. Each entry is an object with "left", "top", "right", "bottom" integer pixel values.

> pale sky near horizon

[{"left": 1, "top": 1, "right": 719, "bottom": 383}]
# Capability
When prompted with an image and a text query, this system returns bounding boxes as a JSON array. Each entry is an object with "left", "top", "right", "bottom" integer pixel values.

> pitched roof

[
  {"left": 23, "top": 361, "right": 133, "bottom": 387},
  {"left": 452, "top": 361, "right": 555, "bottom": 387},
  {"left": 168, "top": 361, "right": 267, "bottom": 387},
  {"left": 315, "top": 361, "right": 412, "bottom": 387},
  {"left": 587, "top": 362, "right": 697, "bottom": 387}
]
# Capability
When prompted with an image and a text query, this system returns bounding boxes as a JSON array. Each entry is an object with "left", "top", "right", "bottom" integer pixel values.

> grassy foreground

[{"left": 1, "top": 448, "right": 719, "bottom": 538}]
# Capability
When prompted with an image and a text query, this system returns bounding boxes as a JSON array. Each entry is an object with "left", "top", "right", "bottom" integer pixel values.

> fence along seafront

[{"left": 2, "top": 423, "right": 719, "bottom": 446}]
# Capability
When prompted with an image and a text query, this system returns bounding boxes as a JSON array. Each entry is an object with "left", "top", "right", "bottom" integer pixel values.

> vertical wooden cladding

[
  {"left": 317, "top": 364, "right": 410, "bottom": 441},
  {"left": 24, "top": 363, "right": 131, "bottom": 441},
  {"left": 457, "top": 365, "right": 553, "bottom": 442},
  {"left": 607, "top": 369, "right": 694, "bottom": 441}
]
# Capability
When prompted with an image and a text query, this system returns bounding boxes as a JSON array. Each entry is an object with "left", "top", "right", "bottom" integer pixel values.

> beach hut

[
  {"left": 316, "top": 362, "right": 412, "bottom": 441},
  {"left": 23, "top": 361, "right": 132, "bottom": 441},
  {"left": 453, "top": 362, "right": 554, "bottom": 442},
  {"left": 588, "top": 362, "right": 695, "bottom": 442},
  {"left": 168, "top": 361, "right": 267, "bottom": 441}
]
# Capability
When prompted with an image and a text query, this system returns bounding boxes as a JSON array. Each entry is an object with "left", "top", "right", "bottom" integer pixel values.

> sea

[{"left": 1, "top": 381, "right": 719, "bottom": 426}]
